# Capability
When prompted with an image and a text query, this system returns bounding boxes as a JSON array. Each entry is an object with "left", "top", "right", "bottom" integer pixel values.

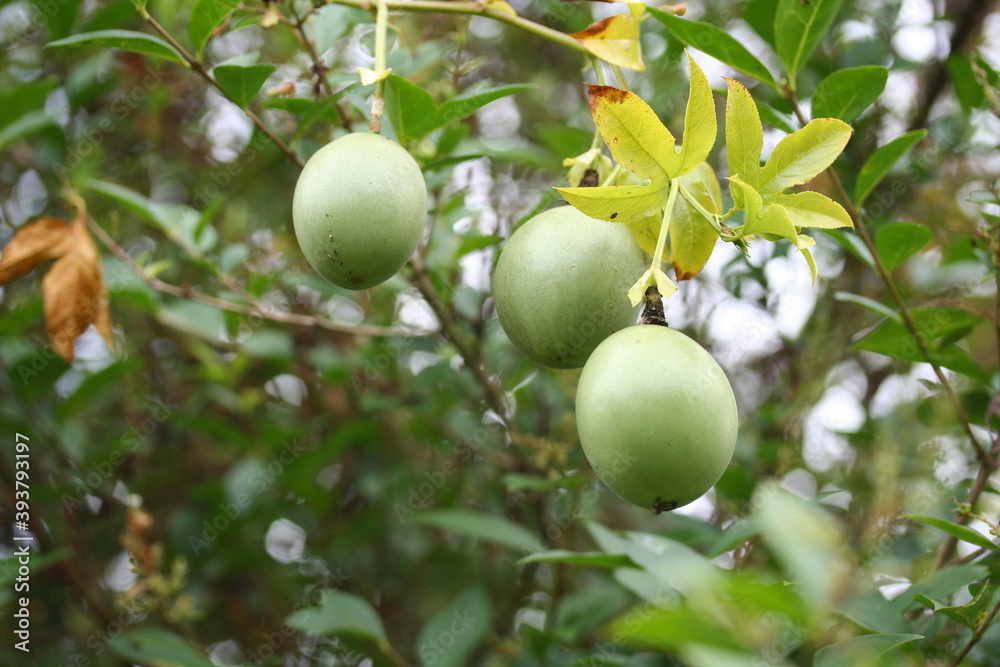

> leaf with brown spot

[
  {"left": 570, "top": 14, "right": 646, "bottom": 71},
  {"left": 42, "top": 217, "right": 114, "bottom": 361},
  {"left": 0, "top": 216, "right": 72, "bottom": 285}
]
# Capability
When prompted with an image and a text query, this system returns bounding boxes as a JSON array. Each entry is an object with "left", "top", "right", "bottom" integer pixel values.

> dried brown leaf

[
  {"left": 42, "top": 217, "right": 114, "bottom": 361},
  {"left": 0, "top": 216, "right": 72, "bottom": 285}
]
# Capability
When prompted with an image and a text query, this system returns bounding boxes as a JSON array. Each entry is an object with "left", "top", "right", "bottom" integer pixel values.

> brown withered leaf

[
  {"left": 0, "top": 216, "right": 72, "bottom": 285},
  {"left": 41, "top": 217, "right": 114, "bottom": 361}
]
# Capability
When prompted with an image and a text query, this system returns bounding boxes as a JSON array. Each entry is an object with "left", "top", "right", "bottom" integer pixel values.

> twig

[
  {"left": 404, "top": 257, "right": 510, "bottom": 427},
  {"left": 137, "top": 9, "right": 304, "bottom": 168},
  {"left": 783, "top": 92, "right": 993, "bottom": 568},
  {"left": 88, "top": 218, "right": 424, "bottom": 339},
  {"left": 949, "top": 596, "right": 1000, "bottom": 666}
]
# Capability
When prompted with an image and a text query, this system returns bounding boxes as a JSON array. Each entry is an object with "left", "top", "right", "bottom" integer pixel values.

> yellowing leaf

[
  {"left": 0, "top": 216, "right": 72, "bottom": 285},
  {"left": 724, "top": 78, "right": 763, "bottom": 187},
  {"left": 625, "top": 214, "right": 661, "bottom": 256},
  {"left": 562, "top": 148, "right": 613, "bottom": 187},
  {"left": 749, "top": 205, "right": 797, "bottom": 242},
  {"left": 570, "top": 14, "right": 646, "bottom": 72},
  {"left": 800, "top": 246, "right": 818, "bottom": 283},
  {"left": 357, "top": 67, "right": 392, "bottom": 86},
  {"left": 627, "top": 266, "right": 677, "bottom": 307},
  {"left": 670, "top": 163, "right": 722, "bottom": 280},
  {"left": 766, "top": 191, "right": 853, "bottom": 229},
  {"left": 757, "top": 118, "right": 852, "bottom": 194},
  {"left": 42, "top": 217, "right": 114, "bottom": 361},
  {"left": 556, "top": 180, "right": 665, "bottom": 223},
  {"left": 587, "top": 85, "right": 679, "bottom": 181},
  {"left": 676, "top": 54, "right": 716, "bottom": 176}
]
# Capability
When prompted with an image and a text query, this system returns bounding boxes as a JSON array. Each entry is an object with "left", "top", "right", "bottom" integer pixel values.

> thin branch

[
  {"left": 404, "top": 257, "right": 510, "bottom": 428},
  {"left": 329, "top": 0, "right": 592, "bottom": 56},
  {"left": 137, "top": 9, "right": 305, "bottom": 168},
  {"left": 949, "top": 596, "right": 1000, "bottom": 666},
  {"left": 88, "top": 218, "right": 425, "bottom": 339},
  {"left": 783, "top": 93, "right": 993, "bottom": 568}
]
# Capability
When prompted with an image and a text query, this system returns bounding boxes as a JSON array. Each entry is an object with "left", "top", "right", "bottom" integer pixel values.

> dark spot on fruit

[{"left": 652, "top": 497, "right": 678, "bottom": 514}]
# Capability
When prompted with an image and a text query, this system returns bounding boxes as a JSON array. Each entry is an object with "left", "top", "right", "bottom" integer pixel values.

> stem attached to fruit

[
  {"left": 369, "top": 0, "right": 390, "bottom": 133},
  {"left": 626, "top": 178, "right": 680, "bottom": 306}
]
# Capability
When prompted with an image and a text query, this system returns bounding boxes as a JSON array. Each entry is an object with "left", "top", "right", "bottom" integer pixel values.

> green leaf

[
  {"left": 384, "top": 77, "right": 532, "bottom": 145},
  {"left": 384, "top": 74, "right": 441, "bottom": 145},
  {"left": 904, "top": 515, "right": 1000, "bottom": 553},
  {"left": 411, "top": 509, "right": 539, "bottom": 552},
  {"left": 516, "top": 550, "right": 636, "bottom": 569},
  {"left": 875, "top": 221, "right": 933, "bottom": 271},
  {"left": 894, "top": 563, "right": 989, "bottom": 611},
  {"left": 947, "top": 55, "right": 987, "bottom": 112},
  {"left": 108, "top": 628, "right": 215, "bottom": 667},
  {"left": 724, "top": 78, "right": 763, "bottom": 187},
  {"left": 46, "top": 30, "right": 185, "bottom": 64},
  {"left": 415, "top": 586, "right": 491, "bottom": 667},
  {"left": 648, "top": 7, "right": 777, "bottom": 88},
  {"left": 765, "top": 191, "right": 853, "bottom": 229},
  {"left": 677, "top": 54, "right": 717, "bottom": 176},
  {"left": 774, "top": 0, "right": 845, "bottom": 84},
  {"left": 213, "top": 64, "right": 275, "bottom": 108},
  {"left": 757, "top": 118, "right": 853, "bottom": 195},
  {"left": 756, "top": 486, "right": 847, "bottom": 610},
  {"left": 855, "top": 130, "right": 927, "bottom": 206},
  {"left": 833, "top": 292, "right": 901, "bottom": 323},
  {"left": 556, "top": 181, "right": 665, "bottom": 224},
  {"left": 569, "top": 13, "right": 646, "bottom": 71},
  {"left": 0, "top": 111, "right": 57, "bottom": 152},
  {"left": 852, "top": 307, "right": 987, "bottom": 378},
  {"left": 755, "top": 98, "right": 797, "bottom": 133},
  {"left": 812, "top": 66, "right": 888, "bottom": 122},
  {"left": 287, "top": 589, "right": 390, "bottom": 649},
  {"left": 189, "top": 0, "right": 241, "bottom": 58},
  {"left": 671, "top": 163, "right": 722, "bottom": 280},
  {"left": 586, "top": 85, "right": 678, "bottom": 181},
  {"left": 813, "top": 634, "right": 923, "bottom": 667},
  {"left": 918, "top": 583, "right": 1000, "bottom": 629},
  {"left": 438, "top": 84, "right": 534, "bottom": 126},
  {"left": 0, "top": 77, "right": 58, "bottom": 130}
]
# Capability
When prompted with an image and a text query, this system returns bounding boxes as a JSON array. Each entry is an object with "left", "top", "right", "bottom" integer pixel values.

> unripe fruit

[
  {"left": 576, "top": 325, "right": 738, "bottom": 511},
  {"left": 493, "top": 206, "right": 645, "bottom": 369},
  {"left": 292, "top": 133, "right": 427, "bottom": 290}
]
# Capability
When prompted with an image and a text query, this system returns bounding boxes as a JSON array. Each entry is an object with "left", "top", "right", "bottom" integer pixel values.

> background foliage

[{"left": 1, "top": 0, "right": 1000, "bottom": 665}]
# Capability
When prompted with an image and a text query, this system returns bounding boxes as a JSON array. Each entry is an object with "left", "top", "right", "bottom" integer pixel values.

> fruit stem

[
  {"left": 611, "top": 64, "right": 629, "bottom": 90},
  {"left": 369, "top": 0, "right": 390, "bottom": 133},
  {"left": 651, "top": 178, "right": 679, "bottom": 272}
]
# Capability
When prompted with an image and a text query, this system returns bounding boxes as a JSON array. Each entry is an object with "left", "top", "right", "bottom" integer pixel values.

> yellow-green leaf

[
  {"left": 676, "top": 54, "right": 717, "bottom": 176},
  {"left": 670, "top": 163, "right": 722, "bottom": 280},
  {"left": 570, "top": 14, "right": 646, "bottom": 72},
  {"left": 627, "top": 267, "right": 677, "bottom": 307},
  {"left": 587, "top": 86, "right": 679, "bottom": 181},
  {"left": 358, "top": 67, "right": 391, "bottom": 85},
  {"left": 764, "top": 191, "right": 853, "bottom": 229},
  {"left": 556, "top": 181, "right": 665, "bottom": 223},
  {"left": 625, "top": 214, "right": 662, "bottom": 256},
  {"left": 757, "top": 118, "right": 852, "bottom": 194},
  {"left": 724, "top": 78, "right": 763, "bottom": 188},
  {"left": 728, "top": 175, "right": 763, "bottom": 223},
  {"left": 801, "top": 246, "right": 818, "bottom": 283}
]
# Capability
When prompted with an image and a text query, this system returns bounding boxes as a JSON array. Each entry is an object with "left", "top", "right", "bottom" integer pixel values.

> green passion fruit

[
  {"left": 292, "top": 132, "right": 427, "bottom": 290},
  {"left": 575, "top": 325, "right": 738, "bottom": 511},
  {"left": 492, "top": 206, "right": 645, "bottom": 369}
]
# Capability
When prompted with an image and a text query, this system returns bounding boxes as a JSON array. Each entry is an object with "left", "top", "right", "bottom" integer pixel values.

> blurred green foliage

[{"left": 1, "top": 0, "right": 999, "bottom": 665}]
